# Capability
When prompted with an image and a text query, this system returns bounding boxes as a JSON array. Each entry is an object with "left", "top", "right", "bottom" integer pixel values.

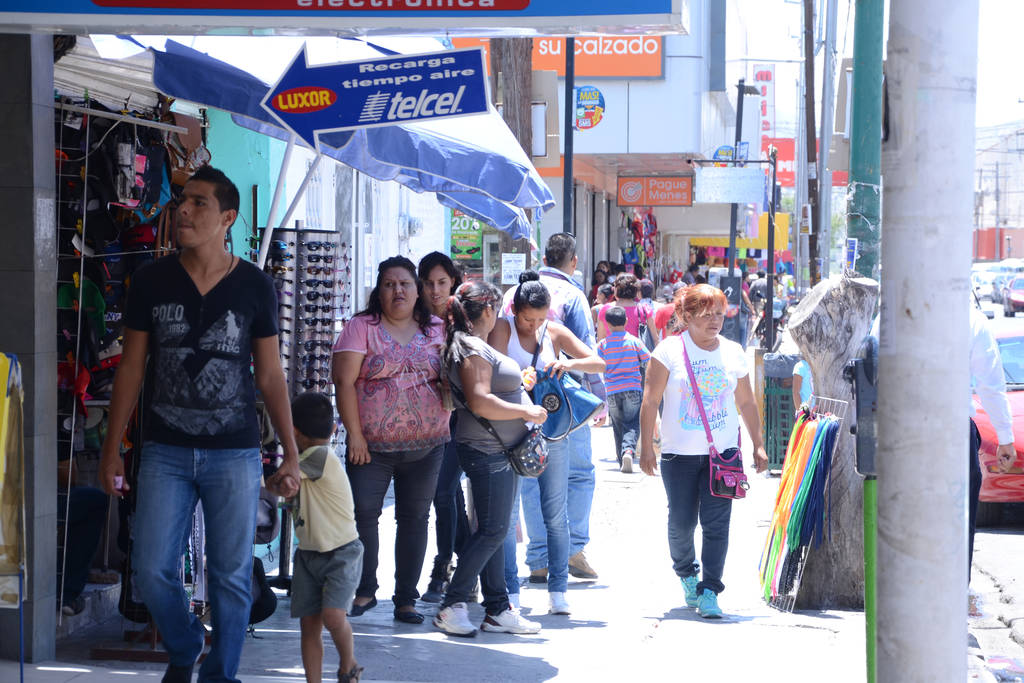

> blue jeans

[
  {"left": 347, "top": 444, "right": 444, "bottom": 607},
  {"left": 567, "top": 424, "right": 595, "bottom": 556},
  {"left": 504, "top": 485, "right": 522, "bottom": 596},
  {"left": 442, "top": 443, "right": 517, "bottom": 614},
  {"left": 519, "top": 436, "right": 570, "bottom": 593},
  {"left": 429, "top": 435, "right": 469, "bottom": 576},
  {"left": 607, "top": 390, "right": 642, "bottom": 461},
  {"left": 661, "top": 454, "right": 733, "bottom": 595},
  {"left": 132, "top": 442, "right": 261, "bottom": 683}
]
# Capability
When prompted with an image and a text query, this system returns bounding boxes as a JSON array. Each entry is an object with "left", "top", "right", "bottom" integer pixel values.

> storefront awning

[
  {"left": 149, "top": 40, "right": 551, "bottom": 241},
  {"left": 688, "top": 213, "right": 791, "bottom": 250}
]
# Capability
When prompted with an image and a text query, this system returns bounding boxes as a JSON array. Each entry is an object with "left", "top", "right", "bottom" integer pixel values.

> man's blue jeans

[
  {"left": 132, "top": 442, "right": 261, "bottom": 683},
  {"left": 523, "top": 422, "right": 595, "bottom": 569},
  {"left": 660, "top": 454, "right": 733, "bottom": 595},
  {"left": 443, "top": 444, "right": 517, "bottom": 615},
  {"left": 607, "top": 390, "right": 642, "bottom": 462},
  {"left": 517, "top": 436, "right": 569, "bottom": 593}
]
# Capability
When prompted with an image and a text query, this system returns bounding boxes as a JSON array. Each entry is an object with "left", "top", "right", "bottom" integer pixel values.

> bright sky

[{"left": 735, "top": 0, "right": 1021, "bottom": 137}]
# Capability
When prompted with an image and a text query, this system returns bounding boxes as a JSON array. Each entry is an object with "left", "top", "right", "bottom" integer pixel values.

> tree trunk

[
  {"left": 787, "top": 273, "right": 879, "bottom": 609},
  {"left": 490, "top": 38, "right": 533, "bottom": 261}
]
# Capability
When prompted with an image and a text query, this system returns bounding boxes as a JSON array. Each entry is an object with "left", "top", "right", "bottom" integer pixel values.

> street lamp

[{"left": 727, "top": 79, "right": 764, "bottom": 279}]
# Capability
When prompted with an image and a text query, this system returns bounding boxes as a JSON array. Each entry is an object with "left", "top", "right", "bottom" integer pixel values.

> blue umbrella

[{"left": 151, "top": 40, "right": 551, "bottom": 240}]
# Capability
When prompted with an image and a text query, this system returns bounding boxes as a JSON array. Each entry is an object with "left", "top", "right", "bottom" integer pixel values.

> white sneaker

[
  {"left": 433, "top": 602, "right": 477, "bottom": 637},
  {"left": 509, "top": 593, "right": 521, "bottom": 610},
  {"left": 620, "top": 453, "right": 634, "bottom": 473},
  {"left": 549, "top": 592, "right": 571, "bottom": 615},
  {"left": 481, "top": 608, "right": 541, "bottom": 634}
]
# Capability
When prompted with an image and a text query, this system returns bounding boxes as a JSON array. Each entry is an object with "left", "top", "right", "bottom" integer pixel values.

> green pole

[
  {"left": 847, "top": 0, "right": 885, "bottom": 282},
  {"left": 864, "top": 476, "right": 878, "bottom": 683}
]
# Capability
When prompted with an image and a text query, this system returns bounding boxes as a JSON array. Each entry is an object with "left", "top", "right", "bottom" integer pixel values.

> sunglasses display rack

[{"left": 264, "top": 228, "right": 353, "bottom": 401}]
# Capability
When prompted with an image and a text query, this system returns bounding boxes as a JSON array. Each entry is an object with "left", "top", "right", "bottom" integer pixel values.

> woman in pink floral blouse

[{"left": 332, "top": 256, "right": 450, "bottom": 624}]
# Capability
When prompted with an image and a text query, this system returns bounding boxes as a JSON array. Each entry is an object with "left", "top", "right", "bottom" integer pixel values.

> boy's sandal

[{"left": 338, "top": 664, "right": 364, "bottom": 683}]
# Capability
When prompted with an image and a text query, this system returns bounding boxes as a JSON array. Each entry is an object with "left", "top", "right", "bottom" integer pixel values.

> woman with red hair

[{"left": 638, "top": 284, "right": 768, "bottom": 619}]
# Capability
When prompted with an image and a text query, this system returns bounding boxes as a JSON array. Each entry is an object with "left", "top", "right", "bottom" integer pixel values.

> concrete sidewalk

[{"left": 17, "top": 421, "right": 869, "bottom": 682}]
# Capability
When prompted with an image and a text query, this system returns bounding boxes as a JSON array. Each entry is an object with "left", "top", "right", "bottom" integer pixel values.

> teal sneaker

[
  {"left": 696, "top": 589, "right": 723, "bottom": 619},
  {"left": 681, "top": 576, "right": 700, "bottom": 608}
]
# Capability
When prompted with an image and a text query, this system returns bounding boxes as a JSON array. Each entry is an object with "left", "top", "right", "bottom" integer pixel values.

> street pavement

[{"left": 8, "top": 330, "right": 1024, "bottom": 681}]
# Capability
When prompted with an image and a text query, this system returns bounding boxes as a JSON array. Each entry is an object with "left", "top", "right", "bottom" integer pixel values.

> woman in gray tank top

[{"left": 432, "top": 281, "right": 549, "bottom": 638}]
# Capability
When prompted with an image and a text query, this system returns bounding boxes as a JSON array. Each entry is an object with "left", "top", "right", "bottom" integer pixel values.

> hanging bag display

[{"left": 682, "top": 339, "right": 750, "bottom": 499}]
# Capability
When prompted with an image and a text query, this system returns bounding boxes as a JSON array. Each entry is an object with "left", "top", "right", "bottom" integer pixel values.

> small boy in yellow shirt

[{"left": 280, "top": 392, "right": 364, "bottom": 683}]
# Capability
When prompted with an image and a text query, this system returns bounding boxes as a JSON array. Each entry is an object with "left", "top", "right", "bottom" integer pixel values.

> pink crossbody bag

[{"left": 682, "top": 340, "right": 750, "bottom": 499}]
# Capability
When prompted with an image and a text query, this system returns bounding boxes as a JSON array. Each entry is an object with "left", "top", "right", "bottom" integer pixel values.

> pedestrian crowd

[{"left": 96, "top": 168, "right": 771, "bottom": 683}]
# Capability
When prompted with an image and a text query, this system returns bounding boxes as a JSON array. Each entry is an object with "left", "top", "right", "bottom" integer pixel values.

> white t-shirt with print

[{"left": 651, "top": 331, "right": 749, "bottom": 455}]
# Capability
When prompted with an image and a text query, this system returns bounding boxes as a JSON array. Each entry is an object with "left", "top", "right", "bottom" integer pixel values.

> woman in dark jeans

[
  {"left": 417, "top": 252, "right": 470, "bottom": 603},
  {"left": 332, "top": 256, "right": 450, "bottom": 624},
  {"left": 433, "top": 281, "right": 547, "bottom": 637}
]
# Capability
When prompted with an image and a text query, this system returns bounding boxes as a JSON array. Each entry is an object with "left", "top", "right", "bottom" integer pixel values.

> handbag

[
  {"left": 528, "top": 324, "right": 604, "bottom": 440},
  {"left": 450, "top": 383, "right": 548, "bottom": 478},
  {"left": 682, "top": 339, "right": 750, "bottom": 499}
]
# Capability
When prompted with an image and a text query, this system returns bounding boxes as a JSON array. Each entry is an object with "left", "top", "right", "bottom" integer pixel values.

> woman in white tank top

[{"left": 487, "top": 271, "right": 605, "bottom": 616}]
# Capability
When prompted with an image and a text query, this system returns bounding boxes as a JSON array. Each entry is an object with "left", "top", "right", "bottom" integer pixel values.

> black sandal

[{"left": 338, "top": 664, "right": 364, "bottom": 683}]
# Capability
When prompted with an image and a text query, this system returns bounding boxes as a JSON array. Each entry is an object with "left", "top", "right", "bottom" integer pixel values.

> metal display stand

[{"left": 263, "top": 226, "right": 352, "bottom": 589}]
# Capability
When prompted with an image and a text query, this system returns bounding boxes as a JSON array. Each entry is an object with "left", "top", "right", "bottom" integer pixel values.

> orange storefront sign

[
  {"left": 617, "top": 176, "right": 692, "bottom": 207},
  {"left": 452, "top": 36, "right": 663, "bottom": 78}
]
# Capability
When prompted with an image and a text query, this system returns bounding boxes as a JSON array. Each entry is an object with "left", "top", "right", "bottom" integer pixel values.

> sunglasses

[
  {"left": 274, "top": 279, "right": 294, "bottom": 289},
  {"left": 302, "top": 317, "right": 334, "bottom": 327},
  {"left": 305, "top": 291, "right": 333, "bottom": 302},
  {"left": 299, "top": 353, "right": 332, "bottom": 364},
  {"left": 270, "top": 240, "right": 294, "bottom": 250},
  {"left": 302, "top": 304, "right": 335, "bottom": 313},
  {"left": 301, "top": 340, "right": 333, "bottom": 351},
  {"left": 305, "top": 266, "right": 334, "bottom": 275},
  {"left": 306, "top": 254, "right": 334, "bottom": 263},
  {"left": 270, "top": 253, "right": 294, "bottom": 262},
  {"left": 297, "top": 378, "right": 330, "bottom": 389},
  {"left": 302, "top": 241, "right": 335, "bottom": 251},
  {"left": 303, "top": 278, "right": 334, "bottom": 289},
  {"left": 270, "top": 265, "right": 293, "bottom": 274}
]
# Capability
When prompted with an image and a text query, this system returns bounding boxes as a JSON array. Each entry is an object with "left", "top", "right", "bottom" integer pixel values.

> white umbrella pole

[
  {"left": 276, "top": 154, "right": 325, "bottom": 234},
  {"left": 257, "top": 134, "right": 296, "bottom": 269}
]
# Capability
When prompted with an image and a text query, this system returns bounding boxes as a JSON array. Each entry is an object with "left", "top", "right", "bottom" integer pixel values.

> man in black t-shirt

[{"left": 99, "top": 167, "right": 299, "bottom": 683}]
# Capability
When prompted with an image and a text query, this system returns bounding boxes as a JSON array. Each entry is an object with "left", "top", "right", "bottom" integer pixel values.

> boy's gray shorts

[{"left": 290, "top": 539, "right": 364, "bottom": 618}]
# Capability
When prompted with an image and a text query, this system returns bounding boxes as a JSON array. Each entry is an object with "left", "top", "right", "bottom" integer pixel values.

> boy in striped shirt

[{"left": 596, "top": 306, "right": 651, "bottom": 473}]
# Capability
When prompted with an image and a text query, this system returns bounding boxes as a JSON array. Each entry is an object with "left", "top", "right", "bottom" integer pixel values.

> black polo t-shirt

[{"left": 124, "top": 256, "right": 278, "bottom": 449}]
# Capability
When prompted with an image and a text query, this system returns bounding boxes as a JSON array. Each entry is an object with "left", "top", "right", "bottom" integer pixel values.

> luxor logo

[{"left": 272, "top": 87, "right": 338, "bottom": 114}]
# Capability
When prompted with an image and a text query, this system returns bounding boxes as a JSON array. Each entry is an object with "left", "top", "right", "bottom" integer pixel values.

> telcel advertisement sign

[{"left": 263, "top": 47, "right": 488, "bottom": 150}]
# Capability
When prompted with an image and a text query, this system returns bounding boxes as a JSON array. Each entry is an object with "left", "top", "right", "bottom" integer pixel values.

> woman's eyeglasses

[
  {"left": 305, "top": 266, "right": 334, "bottom": 275},
  {"left": 301, "top": 340, "right": 333, "bottom": 351},
  {"left": 302, "top": 241, "right": 335, "bottom": 251},
  {"left": 302, "top": 304, "right": 335, "bottom": 313},
  {"left": 302, "top": 317, "right": 334, "bottom": 327},
  {"left": 307, "top": 254, "right": 334, "bottom": 263},
  {"left": 303, "top": 278, "right": 334, "bottom": 289},
  {"left": 305, "top": 291, "right": 333, "bottom": 302}
]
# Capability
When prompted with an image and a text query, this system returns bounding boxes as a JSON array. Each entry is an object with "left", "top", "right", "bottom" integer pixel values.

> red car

[
  {"left": 1002, "top": 277, "right": 1024, "bottom": 317},
  {"left": 974, "top": 330, "right": 1024, "bottom": 524}
]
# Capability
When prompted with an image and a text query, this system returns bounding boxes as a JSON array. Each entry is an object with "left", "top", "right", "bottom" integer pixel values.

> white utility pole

[
  {"left": 876, "top": 0, "right": 979, "bottom": 680},
  {"left": 818, "top": 0, "right": 838, "bottom": 277}
]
